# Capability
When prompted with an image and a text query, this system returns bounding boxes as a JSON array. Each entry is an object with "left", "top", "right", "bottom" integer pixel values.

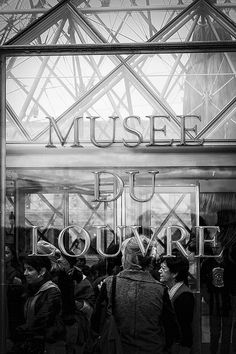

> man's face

[{"left": 159, "top": 261, "right": 174, "bottom": 284}]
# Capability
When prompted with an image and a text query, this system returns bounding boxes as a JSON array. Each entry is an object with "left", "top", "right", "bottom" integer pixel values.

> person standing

[
  {"left": 159, "top": 251, "right": 195, "bottom": 354},
  {"left": 5, "top": 244, "right": 25, "bottom": 352},
  {"left": 14, "top": 255, "right": 65, "bottom": 354},
  {"left": 93, "top": 236, "right": 179, "bottom": 354}
]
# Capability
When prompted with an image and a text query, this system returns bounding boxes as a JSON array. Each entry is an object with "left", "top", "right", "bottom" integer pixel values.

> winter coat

[
  {"left": 103, "top": 269, "right": 179, "bottom": 354},
  {"left": 16, "top": 280, "right": 65, "bottom": 352},
  {"left": 171, "top": 283, "right": 194, "bottom": 348}
]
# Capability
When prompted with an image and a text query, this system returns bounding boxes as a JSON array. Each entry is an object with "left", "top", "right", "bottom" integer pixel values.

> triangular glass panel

[
  {"left": 129, "top": 48, "right": 236, "bottom": 136},
  {"left": 0, "top": 0, "right": 52, "bottom": 44},
  {"left": 201, "top": 106, "right": 236, "bottom": 140},
  {"left": 36, "top": 69, "right": 182, "bottom": 145},
  {"left": 150, "top": 1, "right": 236, "bottom": 43},
  {"left": 5, "top": 1, "right": 101, "bottom": 45},
  {"left": 29, "top": 16, "right": 98, "bottom": 45},
  {"left": 25, "top": 193, "right": 64, "bottom": 229},
  {"left": 183, "top": 51, "right": 236, "bottom": 132},
  {"left": 76, "top": 1, "right": 185, "bottom": 43},
  {"left": 6, "top": 54, "right": 117, "bottom": 141},
  {"left": 129, "top": 53, "right": 189, "bottom": 115}
]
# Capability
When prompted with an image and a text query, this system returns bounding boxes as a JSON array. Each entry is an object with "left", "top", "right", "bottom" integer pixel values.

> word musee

[{"left": 45, "top": 115, "right": 204, "bottom": 148}]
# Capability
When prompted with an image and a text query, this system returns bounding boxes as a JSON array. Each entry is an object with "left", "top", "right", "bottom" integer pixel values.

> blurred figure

[
  {"left": 106, "top": 242, "right": 122, "bottom": 276},
  {"left": 200, "top": 241, "right": 231, "bottom": 354},
  {"left": 5, "top": 244, "right": 25, "bottom": 352},
  {"left": 201, "top": 208, "right": 236, "bottom": 354},
  {"left": 159, "top": 251, "right": 194, "bottom": 354},
  {"left": 90, "top": 259, "right": 108, "bottom": 297},
  {"left": 14, "top": 255, "right": 65, "bottom": 354},
  {"left": 71, "top": 255, "right": 95, "bottom": 354},
  {"left": 76, "top": 256, "right": 92, "bottom": 279},
  {"left": 93, "top": 236, "right": 179, "bottom": 354}
]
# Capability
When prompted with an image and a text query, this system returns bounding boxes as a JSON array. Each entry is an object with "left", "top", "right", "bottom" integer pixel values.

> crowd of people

[
  {"left": 5, "top": 233, "right": 197, "bottom": 354},
  {"left": 6, "top": 220, "right": 236, "bottom": 354}
]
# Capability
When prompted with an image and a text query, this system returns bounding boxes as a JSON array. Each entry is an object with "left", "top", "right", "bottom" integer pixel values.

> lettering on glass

[{"left": 45, "top": 115, "right": 204, "bottom": 147}]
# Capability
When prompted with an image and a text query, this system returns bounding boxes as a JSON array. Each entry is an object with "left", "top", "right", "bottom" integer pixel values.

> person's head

[
  {"left": 36, "top": 240, "right": 62, "bottom": 272},
  {"left": 159, "top": 251, "right": 189, "bottom": 288},
  {"left": 5, "top": 245, "right": 14, "bottom": 263},
  {"left": 23, "top": 255, "right": 51, "bottom": 285},
  {"left": 121, "top": 236, "right": 153, "bottom": 270},
  {"left": 5, "top": 244, "right": 21, "bottom": 269},
  {"left": 37, "top": 240, "right": 61, "bottom": 258}
]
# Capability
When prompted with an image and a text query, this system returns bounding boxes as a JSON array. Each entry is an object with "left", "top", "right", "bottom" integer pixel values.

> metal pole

[
  {"left": 0, "top": 3, "right": 236, "bottom": 15},
  {"left": 0, "top": 55, "right": 6, "bottom": 354},
  {"left": 0, "top": 41, "right": 236, "bottom": 56}
]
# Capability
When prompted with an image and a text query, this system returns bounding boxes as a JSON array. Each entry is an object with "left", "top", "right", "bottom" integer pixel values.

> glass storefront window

[
  {"left": 5, "top": 165, "right": 236, "bottom": 353},
  {"left": 2, "top": 1, "right": 236, "bottom": 353},
  {"left": 6, "top": 51, "right": 236, "bottom": 145}
]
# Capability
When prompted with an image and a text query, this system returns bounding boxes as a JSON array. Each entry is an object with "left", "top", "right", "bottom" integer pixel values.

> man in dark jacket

[
  {"left": 93, "top": 236, "right": 179, "bottom": 354},
  {"left": 159, "top": 251, "right": 194, "bottom": 354}
]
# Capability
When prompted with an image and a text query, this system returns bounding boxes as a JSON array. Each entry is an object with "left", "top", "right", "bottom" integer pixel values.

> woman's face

[
  {"left": 24, "top": 264, "right": 42, "bottom": 284},
  {"left": 5, "top": 246, "right": 13, "bottom": 263},
  {"left": 159, "top": 261, "right": 175, "bottom": 285}
]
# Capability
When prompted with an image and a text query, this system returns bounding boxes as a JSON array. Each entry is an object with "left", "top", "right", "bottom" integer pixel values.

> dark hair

[
  {"left": 23, "top": 255, "right": 52, "bottom": 272},
  {"left": 161, "top": 250, "right": 189, "bottom": 284}
]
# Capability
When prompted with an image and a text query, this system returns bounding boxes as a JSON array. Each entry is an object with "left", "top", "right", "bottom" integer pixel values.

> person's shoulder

[
  {"left": 179, "top": 283, "right": 193, "bottom": 292},
  {"left": 153, "top": 279, "right": 169, "bottom": 294},
  {"left": 45, "top": 286, "right": 61, "bottom": 298},
  {"left": 175, "top": 284, "right": 194, "bottom": 300},
  {"left": 40, "top": 280, "right": 61, "bottom": 294}
]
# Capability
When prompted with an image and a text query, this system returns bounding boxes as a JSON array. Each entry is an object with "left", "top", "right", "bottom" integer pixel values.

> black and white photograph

[{"left": 1, "top": 0, "right": 236, "bottom": 353}]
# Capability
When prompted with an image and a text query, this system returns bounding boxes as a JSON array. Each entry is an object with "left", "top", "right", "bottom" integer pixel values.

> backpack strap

[{"left": 111, "top": 275, "right": 117, "bottom": 314}]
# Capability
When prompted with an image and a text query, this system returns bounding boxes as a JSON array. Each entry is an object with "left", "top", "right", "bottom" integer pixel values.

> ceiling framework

[{"left": 1, "top": 0, "right": 235, "bottom": 146}]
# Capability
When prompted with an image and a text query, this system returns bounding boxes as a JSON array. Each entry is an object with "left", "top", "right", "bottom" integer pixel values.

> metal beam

[
  {"left": 0, "top": 55, "right": 6, "bottom": 354},
  {"left": 1, "top": 3, "right": 236, "bottom": 15},
  {"left": 1, "top": 41, "right": 236, "bottom": 56}
]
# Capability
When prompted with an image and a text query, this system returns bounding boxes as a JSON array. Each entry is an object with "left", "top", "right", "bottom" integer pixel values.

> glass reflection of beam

[
  {"left": 157, "top": 193, "right": 191, "bottom": 234},
  {"left": 151, "top": 194, "right": 187, "bottom": 243},
  {"left": 38, "top": 193, "right": 63, "bottom": 218},
  {"left": 196, "top": 96, "right": 236, "bottom": 139}
]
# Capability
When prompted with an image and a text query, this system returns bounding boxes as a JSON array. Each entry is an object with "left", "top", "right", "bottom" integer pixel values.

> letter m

[{"left": 45, "top": 116, "right": 82, "bottom": 148}]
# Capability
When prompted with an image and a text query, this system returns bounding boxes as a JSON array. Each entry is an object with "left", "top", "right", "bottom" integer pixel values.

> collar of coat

[
  {"left": 118, "top": 269, "right": 162, "bottom": 284},
  {"left": 35, "top": 280, "right": 60, "bottom": 296}
]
